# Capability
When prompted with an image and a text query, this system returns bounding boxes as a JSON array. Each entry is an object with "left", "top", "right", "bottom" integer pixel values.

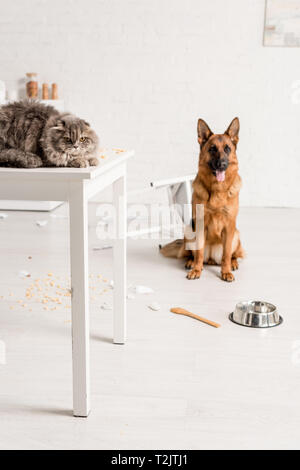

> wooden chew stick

[{"left": 170, "top": 307, "right": 221, "bottom": 328}]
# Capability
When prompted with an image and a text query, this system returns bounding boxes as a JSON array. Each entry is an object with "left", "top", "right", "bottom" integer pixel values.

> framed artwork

[{"left": 264, "top": 0, "right": 300, "bottom": 46}]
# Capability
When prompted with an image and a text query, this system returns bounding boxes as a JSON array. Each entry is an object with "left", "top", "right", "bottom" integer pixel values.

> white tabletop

[{"left": 0, "top": 148, "right": 134, "bottom": 181}]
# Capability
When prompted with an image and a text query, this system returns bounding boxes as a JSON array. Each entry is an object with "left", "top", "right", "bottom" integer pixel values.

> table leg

[
  {"left": 69, "top": 182, "right": 90, "bottom": 417},
  {"left": 113, "top": 167, "right": 127, "bottom": 344}
]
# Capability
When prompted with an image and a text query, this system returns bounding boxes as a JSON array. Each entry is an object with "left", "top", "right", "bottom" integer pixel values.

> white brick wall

[{"left": 1, "top": 0, "right": 300, "bottom": 206}]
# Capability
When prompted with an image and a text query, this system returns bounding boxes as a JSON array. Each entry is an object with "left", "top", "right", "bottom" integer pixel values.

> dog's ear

[
  {"left": 225, "top": 117, "right": 240, "bottom": 146},
  {"left": 197, "top": 119, "right": 213, "bottom": 146}
]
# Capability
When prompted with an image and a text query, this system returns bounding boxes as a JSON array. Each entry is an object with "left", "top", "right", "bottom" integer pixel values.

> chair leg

[
  {"left": 113, "top": 168, "right": 127, "bottom": 344},
  {"left": 69, "top": 182, "right": 90, "bottom": 417}
]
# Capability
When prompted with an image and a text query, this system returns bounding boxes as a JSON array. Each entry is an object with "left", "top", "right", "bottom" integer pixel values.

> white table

[{"left": 0, "top": 149, "right": 134, "bottom": 417}]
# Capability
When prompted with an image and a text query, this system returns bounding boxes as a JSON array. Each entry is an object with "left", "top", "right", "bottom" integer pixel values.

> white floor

[{"left": 0, "top": 206, "right": 299, "bottom": 450}]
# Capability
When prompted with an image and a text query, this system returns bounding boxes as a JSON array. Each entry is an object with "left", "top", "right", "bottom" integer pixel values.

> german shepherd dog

[{"left": 161, "top": 117, "right": 244, "bottom": 282}]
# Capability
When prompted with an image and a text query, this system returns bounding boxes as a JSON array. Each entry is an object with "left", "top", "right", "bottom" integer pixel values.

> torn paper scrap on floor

[
  {"left": 18, "top": 270, "right": 31, "bottom": 278},
  {"left": 36, "top": 220, "right": 48, "bottom": 227},
  {"left": 148, "top": 302, "right": 160, "bottom": 311},
  {"left": 132, "top": 285, "right": 154, "bottom": 294},
  {"left": 100, "top": 302, "right": 112, "bottom": 310},
  {"left": 0, "top": 213, "right": 8, "bottom": 219}
]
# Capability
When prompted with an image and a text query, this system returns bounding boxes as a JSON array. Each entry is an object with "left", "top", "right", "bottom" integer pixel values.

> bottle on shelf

[
  {"left": 26, "top": 73, "right": 38, "bottom": 99},
  {"left": 42, "top": 83, "right": 49, "bottom": 100},
  {"left": 51, "top": 83, "right": 58, "bottom": 100}
]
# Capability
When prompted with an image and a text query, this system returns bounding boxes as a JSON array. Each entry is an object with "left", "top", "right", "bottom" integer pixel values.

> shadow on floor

[
  {"left": 90, "top": 333, "right": 113, "bottom": 344},
  {"left": 0, "top": 403, "right": 74, "bottom": 418}
]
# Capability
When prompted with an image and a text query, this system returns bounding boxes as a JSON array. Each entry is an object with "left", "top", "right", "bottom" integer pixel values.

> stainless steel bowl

[{"left": 229, "top": 301, "right": 283, "bottom": 328}]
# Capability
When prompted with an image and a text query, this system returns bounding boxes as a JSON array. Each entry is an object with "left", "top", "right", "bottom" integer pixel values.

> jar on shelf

[{"left": 26, "top": 73, "right": 38, "bottom": 99}]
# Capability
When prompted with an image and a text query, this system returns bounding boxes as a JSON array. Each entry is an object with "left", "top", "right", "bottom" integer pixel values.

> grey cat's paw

[
  {"left": 25, "top": 155, "right": 43, "bottom": 168},
  {"left": 89, "top": 157, "right": 99, "bottom": 167},
  {"left": 69, "top": 158, "right": 89, "bottom": 168}
]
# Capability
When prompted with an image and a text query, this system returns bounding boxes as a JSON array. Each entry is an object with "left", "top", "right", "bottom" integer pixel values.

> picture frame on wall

[{"left": 264, "top": 0, "right": 300, "bottom": 47}]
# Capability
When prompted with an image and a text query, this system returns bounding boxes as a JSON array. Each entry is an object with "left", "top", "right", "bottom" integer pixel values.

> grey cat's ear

[
  {"left": 52, "top": 119, "right": 66, "bottom": 130},
  {"left": 83, "top": 121, "right": 90, "bottom": 127}
]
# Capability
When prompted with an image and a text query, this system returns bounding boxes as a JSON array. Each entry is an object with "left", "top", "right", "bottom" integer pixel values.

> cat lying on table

[{"left": 0, "top": 100, "right": 99, "bottom": 168}]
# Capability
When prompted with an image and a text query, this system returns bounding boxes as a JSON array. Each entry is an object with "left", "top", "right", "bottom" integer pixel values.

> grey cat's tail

[{"left": 0, "top": 149, "right": 43, "bottom": 168}]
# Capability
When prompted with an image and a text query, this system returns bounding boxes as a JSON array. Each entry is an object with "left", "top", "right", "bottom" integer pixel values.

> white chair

[{"left": 150, "top": 174, "right": 195, "bottom": 225}]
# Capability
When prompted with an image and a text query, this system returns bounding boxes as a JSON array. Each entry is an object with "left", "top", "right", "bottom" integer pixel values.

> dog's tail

[{"left": 159, "top": 239, "right": 189, "bottom": 259}]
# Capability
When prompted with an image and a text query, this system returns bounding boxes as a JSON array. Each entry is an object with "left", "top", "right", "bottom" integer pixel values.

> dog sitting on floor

[{"left": 161, "top": 117, "right": 244, "bottom": 282}]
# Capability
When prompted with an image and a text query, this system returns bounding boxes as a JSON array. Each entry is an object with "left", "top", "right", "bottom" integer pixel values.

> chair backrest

[{"left": 150, "top": 174, "right": 195, "bottom": 224}]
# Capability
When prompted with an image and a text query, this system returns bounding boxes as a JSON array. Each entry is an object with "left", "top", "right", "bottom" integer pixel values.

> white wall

[{"left": 1, "top": 0, "right": 300, "bottom": 207}]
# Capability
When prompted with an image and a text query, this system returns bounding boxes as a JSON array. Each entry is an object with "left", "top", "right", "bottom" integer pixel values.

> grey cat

[{"left": 0, "top": 100, "right": 99, "bottom": 168}]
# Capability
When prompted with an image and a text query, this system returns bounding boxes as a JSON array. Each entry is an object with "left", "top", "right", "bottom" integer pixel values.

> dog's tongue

[{"left": 216, "top": 170, "right": 225, "bottom": 182}]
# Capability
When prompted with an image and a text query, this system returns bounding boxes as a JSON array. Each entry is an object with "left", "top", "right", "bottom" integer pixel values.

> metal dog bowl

[{"left": 229, "top": 301, "right": 283, "bottom": 328}]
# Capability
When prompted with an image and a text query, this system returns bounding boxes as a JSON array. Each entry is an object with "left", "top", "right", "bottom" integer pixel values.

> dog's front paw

[
  {"left": 221, "top": 271, "right": 235, "bottom": 282},
  {"left": 185, "top": 259, "right": 194, "bottom": 270},
  {"left": 187, "top": 268, "right": 202, "bottom": 280},
  {"left": 69, "top": 158, "right": 89, "bottom": 168},
  {"left": 89, "top": 157, "right": 99, "bottom": 167}
]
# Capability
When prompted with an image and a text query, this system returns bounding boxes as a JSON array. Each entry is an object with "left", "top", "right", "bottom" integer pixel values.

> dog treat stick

[{"left": 170, "top": 307, "right": 221, "bottom": 328}]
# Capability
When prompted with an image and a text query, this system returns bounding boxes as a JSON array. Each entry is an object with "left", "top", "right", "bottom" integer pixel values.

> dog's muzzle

[{"left": 209, "top": 158, "right": 229, "bottom": 182}]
